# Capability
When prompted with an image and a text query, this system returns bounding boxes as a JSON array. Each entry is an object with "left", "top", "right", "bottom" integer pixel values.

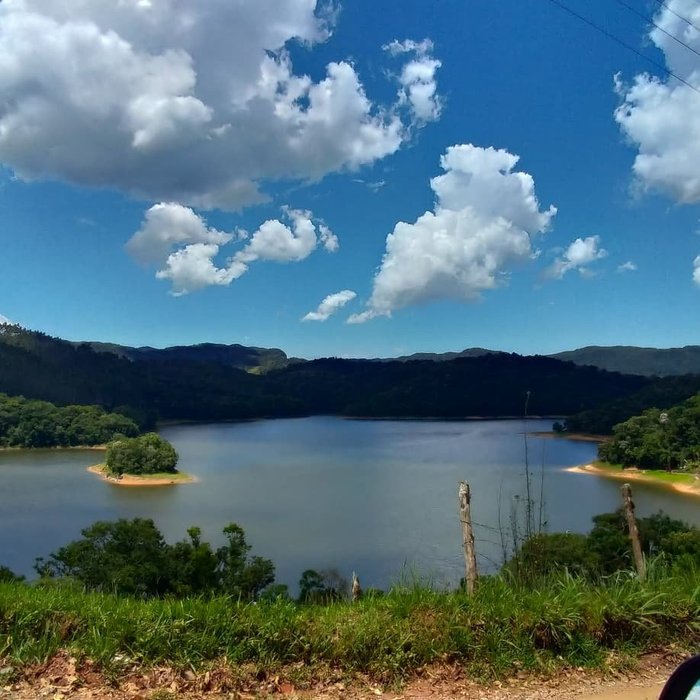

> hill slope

[{"left": 551, "top": 345, "right": 700, "bottom": 377}]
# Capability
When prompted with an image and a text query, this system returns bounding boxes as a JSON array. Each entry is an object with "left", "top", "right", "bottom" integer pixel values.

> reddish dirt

[{"left": 0, "top": 651, "right": 683, "bottom": 700}]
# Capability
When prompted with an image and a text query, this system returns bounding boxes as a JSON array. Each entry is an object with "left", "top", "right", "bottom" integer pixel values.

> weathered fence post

[
  {"left": 621, "top": 483, "right": 646, "bottom": 580},
  {"left": 351, "top": 571, "right": 362, "bottom": 602},
  {"left": 458, "top": 481, "right": 478, "bottom": 595}
]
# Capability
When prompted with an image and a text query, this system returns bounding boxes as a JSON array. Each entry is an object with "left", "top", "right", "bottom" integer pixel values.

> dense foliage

[
  {"left": 0, "top": 326, "right": 649, "bottom": 422},
  {"left": 564, "top": 375, "right": 700, "bottom": 435},
  {"left": 0, "top": 392, "right": 138, "bottom": 448},
  {"left": 35, "top": 518, "right": 275, "bottom": 599},
  {"left": 105, "top": 433, "right": 178, "bottom": 475},
  {"left": 509, "top": 509, "right": 700, "bottom": 580},
  {"left": 598, "top": 394, "right": 700, "bottom": 469}
]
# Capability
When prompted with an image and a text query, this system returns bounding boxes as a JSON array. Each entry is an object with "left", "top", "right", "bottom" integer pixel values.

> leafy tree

[
  {"left": 216, "top": 523, "right": 275, "bottom": 600},
  {"left": 0, "top": 565, "right": 24, "bottom": 583},
  {"left": 298, "top": 568, "right": 347, "bottom": 603},
  {"left": 36, "top": 518, "right": 172, "bottom": 596},
  {"left": 105, "top": 433, "right": 178, "bottom": 476},
  {"left": 36, "top": 519, "right": 276, "bottom": 599}
]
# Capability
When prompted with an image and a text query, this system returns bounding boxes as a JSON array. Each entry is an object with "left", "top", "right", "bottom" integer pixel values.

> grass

[
  {"left": 1, "top": 563, "right": 699, "bottom": 683},
  {"left": 594, "top": 461, "right": 698, "bottom": 486}
]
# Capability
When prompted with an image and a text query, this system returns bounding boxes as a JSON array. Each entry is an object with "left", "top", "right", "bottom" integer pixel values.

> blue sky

[{"left": 1, "top": 0, "right": 699, "bottom": 358}]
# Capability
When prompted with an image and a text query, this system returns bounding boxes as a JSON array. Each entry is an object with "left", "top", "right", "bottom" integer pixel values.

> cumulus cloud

[
  {"left": 617, "top": 260, "right": 637, "bottom": 273},
  {"left": 347, "top": 144, "right": 556, "bottom": 323},
  {"left": 127, "top": 204, "right": 337, "bottom": 295},
  {"left": 126, "top": 202, "right": 234, "bottom": 264},
  {"left": 615, "top": 0, "right": 700, "bottom": 202},
  {"left": 0, "top": 314, "right": 12, "bottom": 325},
  {"left": 0, "top": 2, "right": 441, "bottom": 209},
  {"left": 694, "top": 255, "right": 700, "bottom": 286},
  {"left": 302, "top": 289, "right": 357, "bottom": 321},
  {"left": 383, "top": 38, "right": 442, "bottom": 123},
  {"left": 545, "top": 236, "right": 607, "bottom": 280}
]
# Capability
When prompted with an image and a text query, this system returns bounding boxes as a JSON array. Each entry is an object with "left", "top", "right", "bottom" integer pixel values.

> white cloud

[
  {"left": 302, "top": 289, "right": 357, "bottom": 321},
  {"left": 617, "top": 260, "right": 637, "bottom": 273},
  {"left": 128, "top": 204, "right": 337, "bottom": 295},
  {"left": 383, "top": 38, "right": 442, "bottom": 123},
  {"left": 126, "top": 202, "right": 234, "bottom": 264},
  {"left": 694, "top": 255, "right": 700, "bottom": 286},
  {"left": 0, "top": 314, "right": 12, "bottom": 325},
  {"left": 545, "top": 236, "right": 607, "bottom": 280},
  {"left": 615, "top": 0, "right": 700, "bottom": 203},
  {"left": 0, "top": 3, "right": 441, "bottom": 209},
  {"left": 347, "top": 144, "right": 556, "bottom": 323}
]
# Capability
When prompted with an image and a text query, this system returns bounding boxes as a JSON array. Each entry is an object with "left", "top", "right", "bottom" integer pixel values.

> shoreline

[
  {"left": 87, "top": 464, "right": 196, "bottom": 487},
  {"left": 566, "top": 462, "right": 700, "bottom": 498},
  {"left": 0, "top": 444, "right": 107, "bottom": 452},
  {"left": 533, "top": 431, "right": 608, "bottom": 443}
]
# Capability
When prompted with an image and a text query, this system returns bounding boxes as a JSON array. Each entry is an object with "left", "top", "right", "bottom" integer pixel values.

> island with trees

[
  {"left": 565, "top": 393, "right": 700, "bottom": 495},
  {"left": 89, "top": 432, "right": 194, "bottom": 486}
]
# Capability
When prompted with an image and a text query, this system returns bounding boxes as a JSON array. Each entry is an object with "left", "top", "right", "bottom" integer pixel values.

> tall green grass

[{"left": 1, "top": 563, "right": 698, "bottom": 682}]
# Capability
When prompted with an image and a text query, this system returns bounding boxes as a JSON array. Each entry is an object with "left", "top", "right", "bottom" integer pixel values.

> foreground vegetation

[
  {"left": 0, "top": 510, "right": 698, "bottom": 683},
  {"left": 0, "top": 564, "right": 698, "bottom": 681}
]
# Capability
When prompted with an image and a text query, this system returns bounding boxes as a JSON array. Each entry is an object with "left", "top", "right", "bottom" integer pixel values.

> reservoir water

[{"left": 1, "top": 417, "right": 698, "bottom": 588}]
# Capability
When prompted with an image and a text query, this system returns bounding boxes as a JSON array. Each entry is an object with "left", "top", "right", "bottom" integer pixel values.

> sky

[{"left": 1, "top": 0, "right": 699, "bottom": 359}]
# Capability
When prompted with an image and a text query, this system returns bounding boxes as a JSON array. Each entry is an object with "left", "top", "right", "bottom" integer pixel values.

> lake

[{"left": 1, "top": 417, "right": 698, "bottom": 589}]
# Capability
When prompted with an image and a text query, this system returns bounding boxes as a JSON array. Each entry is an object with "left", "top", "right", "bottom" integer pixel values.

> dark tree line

[
  {"left": 0, "top": 393, "right": 139, "bottom": 448},
  {"left": 0, "top": 327, "right": 650, "bottom": 424}
]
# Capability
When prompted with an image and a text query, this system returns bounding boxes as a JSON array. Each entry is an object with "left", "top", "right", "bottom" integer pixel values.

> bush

[{"left": 35, "top": 518, "right": 276, "bottom": 600}]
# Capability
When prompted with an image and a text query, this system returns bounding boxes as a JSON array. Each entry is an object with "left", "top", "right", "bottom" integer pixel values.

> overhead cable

[
  {"left": 541, "top": 0, "right": 700, "bottom": 94},
  {"left": 613, "top": 0, "right": 700, "bottom": 60}
]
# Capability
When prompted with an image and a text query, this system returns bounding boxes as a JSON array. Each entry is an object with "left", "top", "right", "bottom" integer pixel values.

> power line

[
  {"left": 542, "top": 0, "right": 700, "bottom": 94},
  {"left": 614, "top": 0, "right": 700, "bottom": 60},
  {"left": 651, "top": 0, "right": 700, "bottom": 35}
]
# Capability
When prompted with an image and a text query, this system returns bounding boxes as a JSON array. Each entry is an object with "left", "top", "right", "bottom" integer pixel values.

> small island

[{"left": 89, "top": 432, "right": 195, "bottom": 487}]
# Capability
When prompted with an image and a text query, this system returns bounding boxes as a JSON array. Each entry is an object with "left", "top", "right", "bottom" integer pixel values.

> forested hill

[
  {"left": 82, "top": 340, "right": 293, "bottom": 373},
  {"left": 0, "top": 325, "right": 650, "bottom": 422},
  {"left": 550, "top": 345, "right": 700, "bottom": 377}
]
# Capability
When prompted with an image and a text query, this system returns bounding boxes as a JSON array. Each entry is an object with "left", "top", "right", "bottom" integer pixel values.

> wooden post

[
  {"left": 351, "top": 571, "right": 362, "bottom": 602},
  {"left": 621, "top": 483, "right": 646, "bottom": 580},
  {"left": 458, "top": 481, "right": 478, "bottom": 595}
]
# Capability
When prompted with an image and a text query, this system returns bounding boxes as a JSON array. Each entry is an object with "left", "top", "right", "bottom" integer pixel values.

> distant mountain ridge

[
  {"left": 80, "top": 340, "right": 293, "bottom": 373},
  {"left": 549, "top": 345, "right": 700, "bottom": 377},
  {"left": 382, "top": 345, "right": 700, "bottom": 377}
]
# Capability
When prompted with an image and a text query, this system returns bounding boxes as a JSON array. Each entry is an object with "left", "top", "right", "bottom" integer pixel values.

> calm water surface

[{"left": 1, "top": 418, "right": 698, "bottom": 588}]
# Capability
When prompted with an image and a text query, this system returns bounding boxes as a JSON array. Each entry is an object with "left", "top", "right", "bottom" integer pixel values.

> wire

[
  {"left": 651, "top": 0, "right": 700, "bottom": 34},
  {"left": 614, "top": 0, "right": 700, "bottom": 60},
  {"left": 542, "top": 0, "right": 700, "bottom": 94}
]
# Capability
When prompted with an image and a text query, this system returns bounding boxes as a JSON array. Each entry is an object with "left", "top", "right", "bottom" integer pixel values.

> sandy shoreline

[
  {"left": 87, "top": 464, "right": 196, "bottom": 487},
  {"left": 566, "top": 463, "right": 700, "bottom": 498}
]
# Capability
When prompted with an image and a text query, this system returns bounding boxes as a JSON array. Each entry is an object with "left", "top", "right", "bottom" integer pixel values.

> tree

[
  {"left": 36, "top": 518, "right": 172, "bottom": 596},
  {"left": 0, "top": 565, "right": 24, "bottom": 583},
  {"left": 215, "top": 523, "right": 275, "bottom": 600},
  {"left": 105, "top": 433, "right": 178, "bottom": 476}
]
